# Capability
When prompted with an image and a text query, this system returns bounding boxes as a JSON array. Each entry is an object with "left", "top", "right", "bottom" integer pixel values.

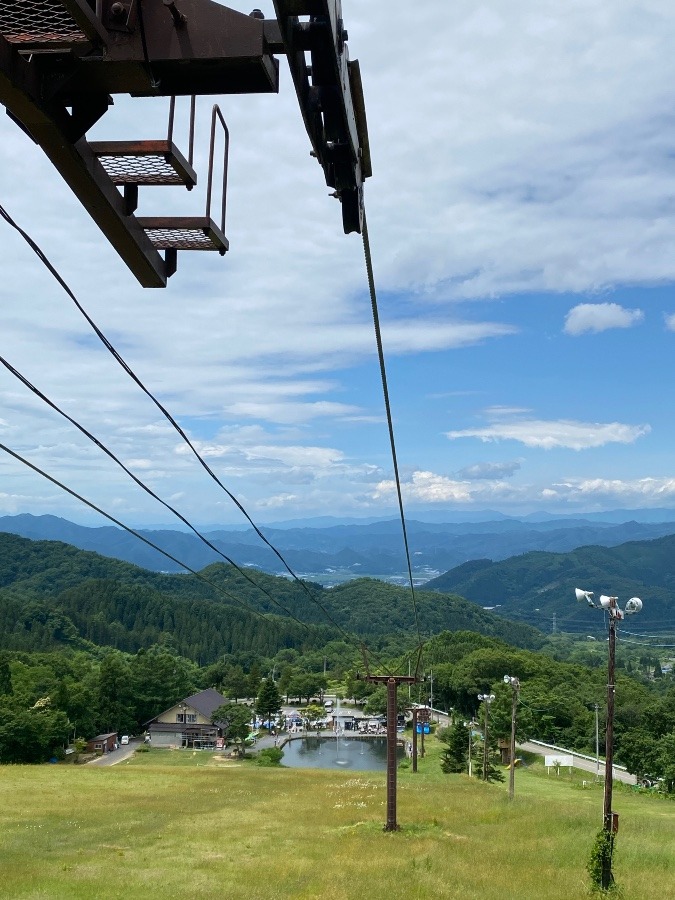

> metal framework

[
  {"left": 365, "top": 674, "right": 417, "bottom": 831},
  {"left": 0, "top": 0, "right": 370, "bottom": 286}
]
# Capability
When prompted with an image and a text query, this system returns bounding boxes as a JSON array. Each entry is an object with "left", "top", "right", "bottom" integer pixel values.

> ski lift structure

[{"left": 0, "top": 0, "right": 371, "bottom": 287}]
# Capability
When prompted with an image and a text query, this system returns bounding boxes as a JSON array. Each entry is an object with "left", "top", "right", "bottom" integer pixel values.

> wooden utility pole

[
  {"left": 602, "top": 611, "right": 618, "bottom": 890},
  {"left": 411, "top": 708, "right": 418, "bottom": 773},
  {"left": 364, "top": 675, "right": 417, "bottom": 831}
]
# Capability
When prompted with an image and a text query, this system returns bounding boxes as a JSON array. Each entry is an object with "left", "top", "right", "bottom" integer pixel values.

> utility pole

[
  {"left": 411, "top": 708, "right": 418, "bottom": 773},
  {"left": 595, "top": 703, "right": 600, "bottom": 781},
  {"left": 363, "top": 674, "right": 417, "bottom": 831},
  {"left": 504, "top": 676, "right": 521, "bottom": 800},
  {"left": 418, "top": 707, "right": 430, "bottom": 759},
  {"left": 575, "top": 588, "right": 644, "bottom": 891},
  {"left": 477, "top": 693, "right": 495, "bottom": 781},
  {"left": 603, "top": 608, "right": 617, "bottom": 886}
]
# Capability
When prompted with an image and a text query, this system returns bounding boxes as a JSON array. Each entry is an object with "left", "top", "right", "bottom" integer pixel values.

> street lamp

[
  {"left": 503, "top": 675, "right": 521, "bottom": 800},
  {"left": 575, "top": 588, "right": 643, "bottom": 889},
  {"left": 477, "top": 693, "right": 495, "bottom": 781},
  {"left": 464, "top": 719, "right": 475, "bottom": 777}
]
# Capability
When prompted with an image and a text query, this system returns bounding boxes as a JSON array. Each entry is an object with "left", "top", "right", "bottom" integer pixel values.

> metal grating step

[
  {"left": 89, "top": 140, "right": 197, "bottom": 188},
  {"left": 136, "top": 217, "right": 229, "bottom": 253},
  {"left": 0, "top": 0, "right": 89, "bottom": 51}
]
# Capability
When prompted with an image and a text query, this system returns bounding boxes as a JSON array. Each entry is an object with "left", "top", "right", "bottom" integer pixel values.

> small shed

[{"left": 86, "top": 732, "right": 118, "bottom": 754}]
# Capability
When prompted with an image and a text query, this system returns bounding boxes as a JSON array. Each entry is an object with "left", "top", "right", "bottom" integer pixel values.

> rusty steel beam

[
  {"left": 48, "top": 0, "right": 279, "bottom": 100},
  {"left": 0, "top": 34, "right": 168, "bottom": 287},
  {"left": 364, "top": 673, "right": 417, "bottom": 831}
]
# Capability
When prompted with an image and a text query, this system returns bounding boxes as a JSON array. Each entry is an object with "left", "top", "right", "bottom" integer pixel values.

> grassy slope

[{"left": 1, "top": 745, "right": 673, "bottom": 899}]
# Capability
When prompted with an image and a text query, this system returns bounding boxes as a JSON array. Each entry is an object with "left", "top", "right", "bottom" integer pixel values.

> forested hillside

[
  {"left": 425, "top": 534, "right": 675, "bottom": 627},
  {"left": 0, "top": 533, "right": 543, "bottom": 663}
]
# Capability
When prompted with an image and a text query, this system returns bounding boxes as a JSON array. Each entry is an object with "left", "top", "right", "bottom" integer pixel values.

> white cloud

[
  {"left": 549, "top": 477, "right": 675, "bottom": 502},
  {"left": 564, "top": 303, "right": 644, "bottom": 335},
  {"left": 446, "top": 418, "right": 650, "bottom": 450},
  {"left": 2, "top": 1, "right": 675, "bottom": 526},
  {"left": 372, "top": 471, "right": 473, "bottom": 503},
  {"left": 664, "top": 313, "right": 675, "bottom": 331},
  {"left": 456, "top": 461, "right": 521, "bottom": 480}
]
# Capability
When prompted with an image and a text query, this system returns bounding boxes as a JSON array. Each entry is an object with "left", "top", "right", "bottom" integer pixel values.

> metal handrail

[
  {"left": 167, "top": 95, "right": 196, "bottom": 167},
  {"left": 205, "top": 104, "right": 229, "bottom": 235}
]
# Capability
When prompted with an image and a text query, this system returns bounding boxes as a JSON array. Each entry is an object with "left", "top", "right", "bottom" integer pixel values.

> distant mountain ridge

[
  {"left": 2, "top": 512, "right": 675, "bottom": 582},
  {"left": 425, "top": 534, "right": 675, "bottom": 628}
]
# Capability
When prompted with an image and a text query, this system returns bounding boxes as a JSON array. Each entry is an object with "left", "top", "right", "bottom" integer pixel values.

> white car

[{"left": 120, "top": 735, "right": 129, "bottom": 745}]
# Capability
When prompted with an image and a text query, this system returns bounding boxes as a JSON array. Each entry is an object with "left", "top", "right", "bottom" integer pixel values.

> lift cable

[
  {"left": 0, "top": 353, "right": 312, "bottom": 628},
  {"left": 618, "top": 637, "right": 675, "bottom": 649},
  {"left": 362, "top": 211, "right": 423, "bottom": 669},
  {"left": 0, "top": 201, "right": 358, "bottom": 647},
  {"left": 0, "top": 441, "right": 311, "bottom": 630}
]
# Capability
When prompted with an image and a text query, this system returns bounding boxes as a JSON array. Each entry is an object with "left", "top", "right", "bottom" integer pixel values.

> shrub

[
  {"left": 256, "top": 747, "right": 283, "bottom": 767},
  {"left": 587, "top": 828, "right": 616, "bottom": 892}
]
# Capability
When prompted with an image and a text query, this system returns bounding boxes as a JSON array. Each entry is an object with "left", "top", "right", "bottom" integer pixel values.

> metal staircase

[
  {"left": 0, "top": 1, "right": 369, "bottom": 287},
  {"left": 90, "top": 96, "right": 229, "bottom": 277}
]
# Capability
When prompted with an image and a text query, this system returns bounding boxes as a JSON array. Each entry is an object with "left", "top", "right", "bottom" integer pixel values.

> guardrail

[{"left": 525, "top": 738, "right": 629, "bottom": 774}]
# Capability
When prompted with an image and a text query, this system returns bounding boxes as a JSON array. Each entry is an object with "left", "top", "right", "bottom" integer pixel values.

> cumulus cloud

[
  {"left": 2, "top": 1, "right": 675, "bottom": 525},
  {"left": 446, "top": 418, "right": 650, "bottom": 450},
  {"left": 548, "top": 477, "right": 675, "bottom": 502},
  {"left": 456, "top": 460, "right": 521, "bottom": 480},
  {"left": 564, "top": 303, "right": 644, "bottom": 335},
  {"left": 372, "top": 471, "right": 473, "bottom": 503}
]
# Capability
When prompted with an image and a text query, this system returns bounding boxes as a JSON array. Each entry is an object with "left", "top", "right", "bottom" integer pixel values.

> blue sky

[{"left": 2, "top": 1, "right": 675, "bottom": 527}]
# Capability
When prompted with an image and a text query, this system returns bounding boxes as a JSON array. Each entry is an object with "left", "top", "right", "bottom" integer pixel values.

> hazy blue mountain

[{"left": 1, "top": 512, "right": 675, "bottom": 584}]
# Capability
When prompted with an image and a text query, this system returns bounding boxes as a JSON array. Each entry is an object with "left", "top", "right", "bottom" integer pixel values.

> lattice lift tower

[{"left": 0, "top": 0, "right": 371, "bottom": 286}]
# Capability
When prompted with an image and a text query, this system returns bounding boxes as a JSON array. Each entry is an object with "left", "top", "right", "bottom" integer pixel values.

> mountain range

[
  {"left": 2, "top": 511, "right": 675, "bottom": 584},
  {"left": 425, "top": 534, "right": 675, "bottom": 630}
]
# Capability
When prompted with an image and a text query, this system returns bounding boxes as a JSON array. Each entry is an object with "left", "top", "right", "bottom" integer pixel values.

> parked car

[{"left": 120, "top": 735, "right": 129, "bottom": 745}]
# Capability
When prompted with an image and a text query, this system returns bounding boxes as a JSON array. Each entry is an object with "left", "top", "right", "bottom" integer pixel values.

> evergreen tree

[
  {"left": 438, "top": 721, "right": 470, "bottom": 774},
  {"left": 0, "top": 652, "right": 12, "bottom": 696},
  {"left": 247, "top": 662, "right": 262, "bottom": 700},
  {"left": 255, "top": 677, "right": 282, "bottom": 726},
  {"left": 223, "top": 665, "right": 249, "bottom": 702},
  {"left": 97, "top": 652, "right": 134, "bottom": 735}
]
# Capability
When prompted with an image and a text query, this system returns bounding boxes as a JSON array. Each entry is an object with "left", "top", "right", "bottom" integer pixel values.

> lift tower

[{"left": 0, "top": 1, "right": 370, "bottom": 286}]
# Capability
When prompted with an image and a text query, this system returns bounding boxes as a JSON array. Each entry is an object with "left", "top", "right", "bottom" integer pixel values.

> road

[
  {"left": 86, "top": 739, "right": 141, "bottom": 766},
  {"left": 518, "top": 740, "right": 637, "bottom": 785}
]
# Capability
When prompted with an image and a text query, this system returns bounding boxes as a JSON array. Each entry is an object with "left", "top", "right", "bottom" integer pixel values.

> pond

[{"left": 280, "top": 736, "right": 404, "bottom": 771}]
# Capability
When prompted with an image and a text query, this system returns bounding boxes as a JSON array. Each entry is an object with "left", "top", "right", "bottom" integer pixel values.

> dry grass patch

[{"left": 0, "top": 752, "right": 672, "bottom": 899}]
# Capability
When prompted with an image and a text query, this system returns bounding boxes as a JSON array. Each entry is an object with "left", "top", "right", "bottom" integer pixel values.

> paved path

[
  {"left": 519, "top": 740, "right": 637, "bottom": 785},
  {"left": 86, "top": 739, "right": 141, "bottom": 766}
]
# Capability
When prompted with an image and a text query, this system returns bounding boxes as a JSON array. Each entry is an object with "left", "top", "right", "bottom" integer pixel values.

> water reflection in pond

[{"left": 280, "top": 736, "right": 404, "bottom": 771}]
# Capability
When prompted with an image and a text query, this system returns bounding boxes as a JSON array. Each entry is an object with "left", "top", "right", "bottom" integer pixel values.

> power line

[
  {"left": 0, "top": 201, "right": 357, "bottom": 647},
  {"left": 0, "top": 441, "right": 299, "bottom": 629},
  {"left": 362, "top": 212, "right": 422, "bottom": 670},
  {"left": 0, "top": 351, "right": 311, "bottom": 628}
]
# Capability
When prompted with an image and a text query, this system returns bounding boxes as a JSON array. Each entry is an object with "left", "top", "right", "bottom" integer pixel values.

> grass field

[{"left": 1, "top": 743, "right": 673, "bottom": 900}]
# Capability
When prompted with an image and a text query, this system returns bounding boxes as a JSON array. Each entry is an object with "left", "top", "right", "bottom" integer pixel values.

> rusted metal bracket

[
  {"left": 0, "top": 33, "right": 168, "bottom": 286},
  {"left": 271, "top": 0, "right": 371, "bottom": 234}
]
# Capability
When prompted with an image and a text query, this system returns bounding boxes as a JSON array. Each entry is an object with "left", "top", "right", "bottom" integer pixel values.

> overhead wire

[
  {"left": 0, "top": 201, "right": 362, "bottom": 651},
  {"left": 362, "top": 211, "right": 423, "bottom": 674},
  {"left": 0, "top": 441, "right": 299, "bottom": 629},
  {"left": 0, "top": 352, "right": 312, "bottom": 627}
]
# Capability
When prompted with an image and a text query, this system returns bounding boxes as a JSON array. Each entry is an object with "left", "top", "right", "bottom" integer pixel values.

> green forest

[{"left": 0, "top": 532, "right": 673, "bottom": 791}]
